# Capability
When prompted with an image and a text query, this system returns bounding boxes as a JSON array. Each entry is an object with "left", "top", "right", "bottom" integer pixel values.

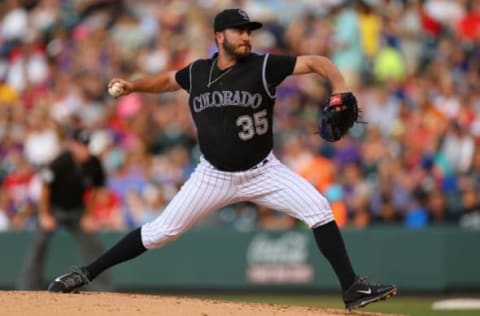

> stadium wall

[{"left": 1, "top": 227, "right": 479, "bottom": 292}]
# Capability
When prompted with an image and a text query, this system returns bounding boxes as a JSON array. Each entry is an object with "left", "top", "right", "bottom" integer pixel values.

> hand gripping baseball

[
  {"left": 108, "top": 79, "right": 133, "bottom": 97},
  {"left": 317, "top": 92, "right": 364, "bottom": 142}
]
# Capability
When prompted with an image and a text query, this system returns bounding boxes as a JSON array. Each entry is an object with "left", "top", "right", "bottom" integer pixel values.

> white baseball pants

[{"left": 141, "top": 152, "right": 334, "bottom": 249}]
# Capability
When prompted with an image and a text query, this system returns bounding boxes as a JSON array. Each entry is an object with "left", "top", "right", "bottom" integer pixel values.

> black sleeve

[
  {"left": 265, "top": 54, "right": 297, "bottom": 89},
  {"left": 175, "top": 63, "right": 191, "bottom": 92},
  {"left": 91, "top": 156, "right": 106, "bottom": 187},
  {"left": 40, "top": 152, "right": 67, "bottom": 184}
]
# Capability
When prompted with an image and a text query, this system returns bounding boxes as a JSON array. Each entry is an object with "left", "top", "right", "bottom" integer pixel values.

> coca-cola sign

[{"left": 246, "top": 232, "right": 314, "bottom": 284}]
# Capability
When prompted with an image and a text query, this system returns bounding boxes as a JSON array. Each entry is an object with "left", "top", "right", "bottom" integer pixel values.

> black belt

[{"left": 251, "top": 158, "right": 269, "bottom": 169}]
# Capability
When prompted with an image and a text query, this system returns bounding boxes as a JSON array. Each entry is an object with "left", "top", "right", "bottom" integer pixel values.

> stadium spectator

[{"left": 0, "top": 0, "right": 479, "bottom": 231}]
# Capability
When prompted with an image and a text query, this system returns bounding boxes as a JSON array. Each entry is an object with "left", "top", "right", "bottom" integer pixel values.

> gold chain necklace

[{"left": 207, "top": 58, "right": 233, "bottom": 88}]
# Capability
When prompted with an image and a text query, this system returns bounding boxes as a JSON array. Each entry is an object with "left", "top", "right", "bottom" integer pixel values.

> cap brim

[{"left": 244, "top": 21, "right": 263, "bottom": 30}]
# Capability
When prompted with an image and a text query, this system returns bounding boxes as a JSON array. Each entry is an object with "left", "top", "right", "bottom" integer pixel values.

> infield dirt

[{"left": 0, "top": 291, "right": 404, "bottom": 316}]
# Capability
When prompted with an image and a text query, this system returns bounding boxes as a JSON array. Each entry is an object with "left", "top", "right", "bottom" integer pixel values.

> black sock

[
  {"left": 312, "top": 221, "right": 356, "bottom": 291},
  {"left": 83, "top": 227, "right": 147, "bottom": 280}
]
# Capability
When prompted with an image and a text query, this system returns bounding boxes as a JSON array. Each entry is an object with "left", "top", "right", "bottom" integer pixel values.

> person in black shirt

[
  {"left": 18, "top": 128, "right": 111, "bottom": 291},
  {"left": 48, "top": 9, "right": 396, "bottom": 310}
]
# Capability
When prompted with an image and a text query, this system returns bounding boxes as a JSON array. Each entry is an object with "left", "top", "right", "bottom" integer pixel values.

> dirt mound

[{"left": 0, "top": 291, "right": 400, "bottom": 316}]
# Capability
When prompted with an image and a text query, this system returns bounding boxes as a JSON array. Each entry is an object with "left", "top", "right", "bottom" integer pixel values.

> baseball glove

[{"left": 317, "top": 92, "right": 362, "bottom": 142}]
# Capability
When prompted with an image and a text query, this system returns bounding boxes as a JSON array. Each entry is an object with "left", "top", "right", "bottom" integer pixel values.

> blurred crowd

[{"left": 1, "top": 0, "right": 480, "bottom": 232}]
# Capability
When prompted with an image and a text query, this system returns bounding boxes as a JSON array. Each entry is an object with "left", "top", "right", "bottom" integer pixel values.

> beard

[{"left": 222, "top": 37, "right": 251, "bottom": 59}]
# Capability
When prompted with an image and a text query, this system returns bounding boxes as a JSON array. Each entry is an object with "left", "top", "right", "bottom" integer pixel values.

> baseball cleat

[
  {"left": 48, "top": 268, "right": 90, "bottom": 293},
  {"left": 343, "top": 276, "right": 397, "bottom": 310}
]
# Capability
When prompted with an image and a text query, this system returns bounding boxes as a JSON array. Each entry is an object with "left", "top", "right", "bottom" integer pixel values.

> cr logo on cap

[{"left": 238, "top": 9, "right": 249, "bottom": 20}]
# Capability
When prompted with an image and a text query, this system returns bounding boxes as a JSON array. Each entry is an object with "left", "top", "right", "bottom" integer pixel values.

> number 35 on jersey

[{"left": 236, "top": 109, "right": 268, "bottom": 140}]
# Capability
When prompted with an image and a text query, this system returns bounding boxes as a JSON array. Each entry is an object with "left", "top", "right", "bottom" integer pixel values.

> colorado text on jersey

[{"left": 192, "top": 90, "right": 263, "bottom": 112}]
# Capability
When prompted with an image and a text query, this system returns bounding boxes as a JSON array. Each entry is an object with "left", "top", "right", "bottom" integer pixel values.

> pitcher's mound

[{"left": 1, "top": 291, "right": 400, "bottom": 316}]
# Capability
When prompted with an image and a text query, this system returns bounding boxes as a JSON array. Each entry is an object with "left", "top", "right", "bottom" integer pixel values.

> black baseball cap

[
  {"left": 214, "top": 9, "right": 263, "bottom": 32},
  {"left": 70, "top": 128, "right": 91, "bottom": 145}
]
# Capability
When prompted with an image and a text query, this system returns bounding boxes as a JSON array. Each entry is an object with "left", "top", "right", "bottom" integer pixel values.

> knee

[
  {"left": 305, "top": 210, "right": 335, "bottom": 229},
  {"left": 141, "top": 224, "right": 183, "bottom": 249}
]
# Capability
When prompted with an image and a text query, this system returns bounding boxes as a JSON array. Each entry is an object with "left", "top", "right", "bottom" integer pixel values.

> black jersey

[
  {"left": 40, "top": 151, "right": 106, "bottom": 210},
  {"left": 176, "top": 53, "right": 296, "bottom": 171}
]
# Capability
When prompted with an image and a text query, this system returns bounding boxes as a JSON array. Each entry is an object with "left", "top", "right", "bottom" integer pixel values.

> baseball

[{"left": 108, "top": 82, "right": 123, "bottom": 97}]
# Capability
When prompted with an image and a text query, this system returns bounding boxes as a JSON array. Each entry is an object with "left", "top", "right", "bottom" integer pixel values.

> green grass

[{"left": 190, "top": 293, "right": 480, "bottom": 316}]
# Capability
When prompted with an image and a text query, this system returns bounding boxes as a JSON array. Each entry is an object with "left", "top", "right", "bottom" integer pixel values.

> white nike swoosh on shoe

[
  {"left": 54, "top": 274, "right": 67, "bottom": 282},
  {"left": 357, "top": 288, "right": 372, "bottom": 294}
]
